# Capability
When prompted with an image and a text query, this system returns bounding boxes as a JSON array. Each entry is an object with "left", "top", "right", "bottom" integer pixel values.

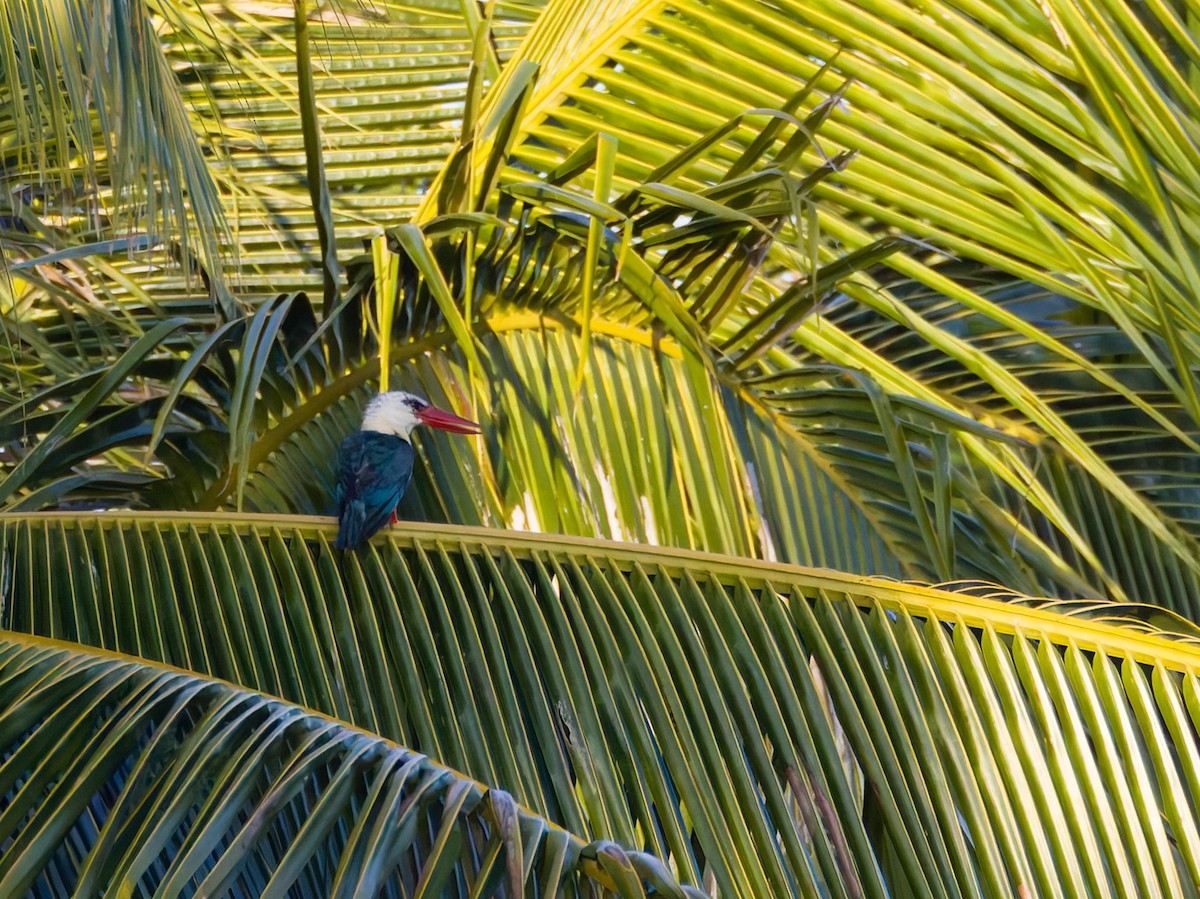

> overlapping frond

[
  {"left": 0, "top": 0, "right": 234, "bottom": 313},
  {"left": 0, "top": 631, "right": 694, "bottom": 898},
  {"left": 1, "top": 1, "right": 550, "bottom": 305},
  {"left": 411, "top": 0, "right": 1200, "bottom": 613},
  {"left": 6, "top": 513, "right": 1200, "bottom": 897}
]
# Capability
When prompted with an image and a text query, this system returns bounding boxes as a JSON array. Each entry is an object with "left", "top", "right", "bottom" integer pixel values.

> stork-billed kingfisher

[{"left": 334, "top": 391, "right": 480, "bottom": 550}]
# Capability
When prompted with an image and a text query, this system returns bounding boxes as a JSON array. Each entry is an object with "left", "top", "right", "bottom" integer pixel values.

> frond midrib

[{"left": 5, "top": 510, "right": 1196, "bottom": 670}]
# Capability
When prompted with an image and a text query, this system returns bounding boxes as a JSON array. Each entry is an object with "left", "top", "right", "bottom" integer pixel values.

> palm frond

[
  {"left": 0, "top": 630, "right": 694, "bottom": 898},
  {"left": 412, "top": 0, "right": 1200, "bottom": 614},
  {"left": 5, "top": 513, "right": 1200, "bottom": 896},
  {"left": 140, "top": 0, "right": 546, "bottom": 302},
  {"left": 1, "top": 0, "right": 547, "bottom": 322},
  {"left": 1, "top": 0, "right": 235, "bottom": 314}
]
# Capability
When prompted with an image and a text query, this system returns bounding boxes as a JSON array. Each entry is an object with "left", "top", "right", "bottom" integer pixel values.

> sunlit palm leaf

[
  {"left": 126, "top": 0, "right": 543, "bottom": 303},
  {"left": 1, "top": 0, "right": 234, "bottom": 314},
  {"left": 9, "top": 118, "right": 1199, "bottom": 612},
  {"left": 0, "top": 631, "right": 694, "bottom": 898},
  {"left": 1, "top": 1, "right": 552, "bottom": 303},
  {"left": 224, "top": 326, "right": 1088, "bottom": 592},
  {"left": 5, "top": 513, "right": 1200, "bottom": 896},
  {"left": 229, "top": 330, "right": 914, "bottom": 573},
  {"left": 422, "top": 0, "right": 1200, "bottom": 614}
]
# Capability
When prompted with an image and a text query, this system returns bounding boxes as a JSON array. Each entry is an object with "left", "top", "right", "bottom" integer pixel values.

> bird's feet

[{"left": 390, "top": 510, "right": 399, "bottom": 526}]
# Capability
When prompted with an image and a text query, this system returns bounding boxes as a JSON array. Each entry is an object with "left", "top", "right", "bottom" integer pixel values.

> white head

[
  {"left": 360, "top": 391, "right": 482, "bottom": 440},
  {"left": 361, "top": 391, "right": 426, "bottom": 439}
]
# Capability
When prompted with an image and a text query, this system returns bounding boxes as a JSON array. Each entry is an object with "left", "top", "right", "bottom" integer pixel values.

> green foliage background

[{"left": 5, "top": 0, "right": 1200, "bottom": 895}]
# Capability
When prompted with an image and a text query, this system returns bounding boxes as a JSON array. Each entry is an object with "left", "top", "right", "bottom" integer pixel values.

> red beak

[{"left": 416, "top": 403, "right": 482, "bottom": 434}]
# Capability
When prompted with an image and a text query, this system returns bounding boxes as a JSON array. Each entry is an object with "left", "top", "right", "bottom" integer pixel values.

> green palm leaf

[
  {"left": 10, "top": 1, "right": 1200, "bottom": 895},
  {"left": 414, "top": 0, "right": 1200, "bottom": 613},
  {"left": 1, "top": 1, "right": 549, "bottom": 303},
  {"left": 0, "top": 631, "right": 691, "bottom": 898},
  {"left": 1, "top": 0, "right": 235, "bottom": 314},
  {"left": 11, "top": 0, "right": 1200, "bottom": 613},
  {"left": 6, "top": 513, "right": 1200, "bottom": 896}
]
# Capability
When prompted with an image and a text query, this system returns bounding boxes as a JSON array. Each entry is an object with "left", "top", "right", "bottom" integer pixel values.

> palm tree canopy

[
  {"left": 5, "top": 0, "right": 1200, "bottom": 895},
  {"left": 6, "top": 0, "right": 1200, "bottom": 613}
]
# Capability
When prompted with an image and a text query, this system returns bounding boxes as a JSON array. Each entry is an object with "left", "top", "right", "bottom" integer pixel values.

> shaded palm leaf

[
  {"left": 5, "top": 513, "right": 1200, "bottom": 896},
  {"left": 0, "top": 631, "right": 696, "bottom": 898},
  {"left": 805, "top": 266, "right": 1200, "bottom": 611}
]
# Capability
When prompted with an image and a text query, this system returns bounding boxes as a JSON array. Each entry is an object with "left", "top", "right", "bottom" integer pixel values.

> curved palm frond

[
  {"left": 1, "top": 0, "right": 235, "bottom": 314},
  {"left": 0, "top": 631, "right": 694, "bottom": 898},
  {"left": 11, "top": 1, "right": 1200, "bottom": 613},
  {"left": 1, "top": 0, "right": 549, "bottom": 308},
  {"left": 5, "top": 512, "right": 1200, "bottom": 897},
  {"left": 410, "top": 0, "right": 1200, "bottom": 615}
]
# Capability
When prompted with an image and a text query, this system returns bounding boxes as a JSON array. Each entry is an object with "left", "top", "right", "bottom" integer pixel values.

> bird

[{"left": 334, "top": 391, "right": 480, "bottom": 550}]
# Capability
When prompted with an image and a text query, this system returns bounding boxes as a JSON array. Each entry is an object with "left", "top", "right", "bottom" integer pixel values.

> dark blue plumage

[{"left": 334, "top": 430, "right": 415, "bottom": 550}]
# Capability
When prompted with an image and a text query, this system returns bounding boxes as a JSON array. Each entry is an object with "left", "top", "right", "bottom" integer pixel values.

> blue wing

[{"left": 334, "top": 431, "right": 415, "bottom": 550}]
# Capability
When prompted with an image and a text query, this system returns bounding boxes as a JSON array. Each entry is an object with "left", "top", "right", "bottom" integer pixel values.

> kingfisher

[{"left": 335, "top": 391, "right": 481, "bottom": 550}]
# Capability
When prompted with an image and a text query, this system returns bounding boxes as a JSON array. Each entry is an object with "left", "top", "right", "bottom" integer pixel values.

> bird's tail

[{"left": 335, "top": 500, "right": 367, "bottom": 550}]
